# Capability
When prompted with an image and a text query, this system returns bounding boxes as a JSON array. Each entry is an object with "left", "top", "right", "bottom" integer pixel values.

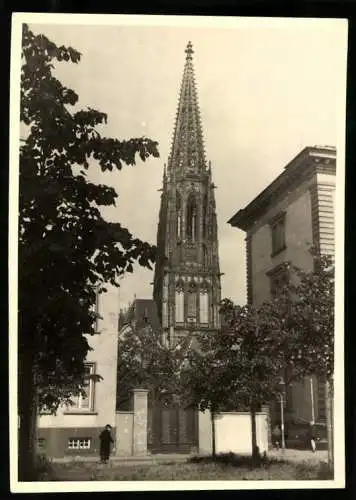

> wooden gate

[{"left": 148, "top": 403, "right": 198, "bottom": 454}]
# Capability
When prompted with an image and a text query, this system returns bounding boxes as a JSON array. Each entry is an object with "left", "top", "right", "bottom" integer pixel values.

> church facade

[{"left": 119, "top": 42, "right": 223, "bottom": 454}]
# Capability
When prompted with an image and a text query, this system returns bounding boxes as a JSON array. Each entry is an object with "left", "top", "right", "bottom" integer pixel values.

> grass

[{"left": 38, "top": 453, "right": 333, "bottom": 481}]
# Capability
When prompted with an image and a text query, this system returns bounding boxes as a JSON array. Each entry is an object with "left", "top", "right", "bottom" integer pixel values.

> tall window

[
  {"left": 176, "top": 191, "right": 182, "bottom": 239},
  {"left": 186, "top": 194, "right": 198, "bottom": 242},
  {"left": 199, "top": 289, "right": 209, "bottom": 324},
  {"left": 72, "top": 363, "right": 95, "bottom": 411},
  {"left": 202, "top": 194, "right": 208, "bottom": 238},
  {"left": 175, "top": 286, "right": 184, "bottom": 323},
  {"left": 270, "top": 212, "right": 286, "bottom": 256},
  {"left": 202, "top": 244, "right": 208, "bottom": 267},
  {"left": 187, "top": 283, "right": 197, "bottom": 320},
  {"left": 162, "top": 301, "right": 168, "bottom": 328}
]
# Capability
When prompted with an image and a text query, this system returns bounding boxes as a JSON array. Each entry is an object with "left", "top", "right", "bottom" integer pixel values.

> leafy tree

[
  {"left": 275, "top": 253, "right": 335, "bottom": 467},
  {"left": 117, "top": 320, "right": 193, "bottom": 410},
  {"left": 18, "top": 24, "right": 159, "bottom": 480},
  {"left": 179, "top": 330, "right": 234, "bottom": 457},
  {"left": 180, "top": 301, "right": 291, "bottom": 459},
  {"left": 282, "top": 254, "right": 334, "bottom": 380},
  {"left": 180, "top": 252, "right": 334, "bottom": 462}
]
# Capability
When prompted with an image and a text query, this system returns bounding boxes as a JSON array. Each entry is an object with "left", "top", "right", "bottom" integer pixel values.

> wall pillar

[
  {"left": 132, "top": 389, "right": 149, "bottom": 456},
  {"left": 261, "top": 405, "right": 272, "bottom": 450},
  {"left": 198, "top": 410, "right": 212, "bottom": 455}
]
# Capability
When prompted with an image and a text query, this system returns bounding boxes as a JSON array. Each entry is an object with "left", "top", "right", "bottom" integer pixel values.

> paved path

[{"left": 52, "top": 453, "right": 191, "bottom": 466}]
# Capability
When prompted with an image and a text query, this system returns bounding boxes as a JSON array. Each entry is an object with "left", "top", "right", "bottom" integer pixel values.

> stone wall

[
  {"left": 114, "top": 389, "right": 149, "bottom": 457},
  {"left": 198, "top": 410, "right": 269, "bottom": 456},
  {"left": 115, "top": 412, "right": 133, "bottom": 456},
  {"left": 132, "top": 389, "right": 149, "bottom": 456}
]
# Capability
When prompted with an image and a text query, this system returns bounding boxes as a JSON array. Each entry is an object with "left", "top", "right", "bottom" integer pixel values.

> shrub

[{"left": 188, "top": 452, "right": 287, "bottom": 469}]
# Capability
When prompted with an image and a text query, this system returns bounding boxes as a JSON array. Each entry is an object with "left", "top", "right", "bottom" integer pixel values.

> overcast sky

[{"left": 27, "top": 17, "right": 347, "bottom": 308}]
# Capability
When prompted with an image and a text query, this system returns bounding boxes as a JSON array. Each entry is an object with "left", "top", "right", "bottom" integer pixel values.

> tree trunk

[
  {"left": 211, "top": 409, "right": 216, "bottom": 458},
  {"left": 250, "top": 403, "right": 260, "bottom": 462},
  {"left": 18, "top": 349, "right": 38, "bottom": 481},
  {"left": 325, "top": 377, "right": 334, "bottom": 474}
]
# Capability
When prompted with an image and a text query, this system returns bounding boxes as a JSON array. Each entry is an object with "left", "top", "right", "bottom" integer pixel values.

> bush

[{"left": 188, "top": 452, "right": 286, "bottom": 469}]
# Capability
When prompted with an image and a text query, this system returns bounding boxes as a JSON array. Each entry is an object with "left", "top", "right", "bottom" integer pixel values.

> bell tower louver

[{"left": 153, "top": 42, "right": 221, "bottom": 345}]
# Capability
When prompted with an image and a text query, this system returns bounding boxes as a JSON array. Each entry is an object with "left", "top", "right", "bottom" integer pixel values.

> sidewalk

[{"left": 52, "top": 453, "right": 191, "bottom": 466}]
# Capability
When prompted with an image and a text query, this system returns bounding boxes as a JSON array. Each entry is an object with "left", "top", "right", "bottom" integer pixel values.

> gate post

[
  {"left": 261, "top": 404, "right": 272, "bottom": 450},
  {"left": 198, "top": 409, "right": 213, "bottom": 456},
  {"left": 132, "top": 389, "right": 149, "bottom": 456}
]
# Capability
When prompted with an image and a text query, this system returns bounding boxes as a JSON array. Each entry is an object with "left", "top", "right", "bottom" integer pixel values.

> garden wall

[{"left": 215, "top": 412, "right": 269, "bottom": 455}]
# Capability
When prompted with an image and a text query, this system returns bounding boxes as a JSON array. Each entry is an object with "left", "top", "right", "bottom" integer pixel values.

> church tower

[{"left": 153, "top": 42, "right": 221, "bottom": 346}]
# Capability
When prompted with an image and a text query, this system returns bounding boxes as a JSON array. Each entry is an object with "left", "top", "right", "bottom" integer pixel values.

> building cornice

[{"left": 228, "top": 146, "right": 336, "bottom": 232}]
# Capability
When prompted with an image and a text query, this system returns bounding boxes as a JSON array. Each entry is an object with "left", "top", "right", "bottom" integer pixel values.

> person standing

[
  {"left": 272, "top": 424, "right": 281, "bottom": 450},
  {"left": 99, "top": 424, "right": 114, "bottom": 463},
  {"left": 307, "top": 420, "right": 317, "bottom": 453}
]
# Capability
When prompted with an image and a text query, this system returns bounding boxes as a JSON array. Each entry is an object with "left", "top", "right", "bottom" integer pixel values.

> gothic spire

[{"left": 168, "top": 41, "right": 206, "bottom": 174}]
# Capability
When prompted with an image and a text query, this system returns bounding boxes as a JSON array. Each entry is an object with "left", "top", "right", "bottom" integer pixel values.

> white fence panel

[{"left": 215, "top": 412, "right": 268, "bottom": 455}]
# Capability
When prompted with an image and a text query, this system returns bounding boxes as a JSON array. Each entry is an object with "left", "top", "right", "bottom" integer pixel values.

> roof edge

[{"left": 228, "top": 146, "right": 336, "bottom": 231}]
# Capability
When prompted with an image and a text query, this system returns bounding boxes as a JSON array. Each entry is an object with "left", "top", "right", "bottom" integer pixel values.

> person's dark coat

[
  {"left": 307, "top": 424, "right": 316, "bottom": 441},
  {"left": 99, "top": 429, "right": 114, "bottom": 460}
]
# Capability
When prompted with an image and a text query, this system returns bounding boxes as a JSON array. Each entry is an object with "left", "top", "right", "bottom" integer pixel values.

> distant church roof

[{"left": 119, "top": 298, "right": 162, "bottom": 334}]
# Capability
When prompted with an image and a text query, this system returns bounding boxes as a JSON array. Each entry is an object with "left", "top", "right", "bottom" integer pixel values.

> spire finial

[{"left": 185, "top": 41, "right": 194, "bottom": 60}]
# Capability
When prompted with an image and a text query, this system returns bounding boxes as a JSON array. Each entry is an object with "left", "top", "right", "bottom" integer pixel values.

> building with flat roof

[{"left": 228, "top": 145, "right": 336, "bottom": 433}]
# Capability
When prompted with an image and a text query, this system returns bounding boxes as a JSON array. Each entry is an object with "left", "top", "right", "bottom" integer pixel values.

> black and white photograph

[{"left": 9, "top": 13, "right": 347, "bottom": 492}]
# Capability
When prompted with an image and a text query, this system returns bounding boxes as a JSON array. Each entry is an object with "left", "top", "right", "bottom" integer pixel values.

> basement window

[{"left": 68, "top": 438, "right": 91, "bottom": 450}]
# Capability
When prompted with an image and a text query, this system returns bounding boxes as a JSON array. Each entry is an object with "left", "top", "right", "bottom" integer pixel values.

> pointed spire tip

[{"left": 185, "top": 41, "right": 194, "bottom": 60}]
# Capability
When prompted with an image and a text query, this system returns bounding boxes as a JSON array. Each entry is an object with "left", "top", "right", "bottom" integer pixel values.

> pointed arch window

[
  {"left": 162, "top": 302, "right": 168, "bottom": 328},
  {"left": 199, "top": 282, "right": 209, "bottom": 325},
  {"left": 187, "top": 282, "right": 197, "bottom": 320},
  {"left": 176, "top": 191, "right": 182, "bottom": 239},
  {"left": 186, "top": 194, "right": 198, "bottom": 242},
  {"left": 202, "top": 244, "right": 208, "bottom": 267},
  {"left": 175, "top": 281, "right": 185, "bottom": 324},
  {"left": 202, "top": 194, "right": 208, "bottom": 238}
]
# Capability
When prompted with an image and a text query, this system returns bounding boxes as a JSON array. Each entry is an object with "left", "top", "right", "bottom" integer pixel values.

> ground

[{"left": 38, "top": 450, "right": 332, "bottom": 481}]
